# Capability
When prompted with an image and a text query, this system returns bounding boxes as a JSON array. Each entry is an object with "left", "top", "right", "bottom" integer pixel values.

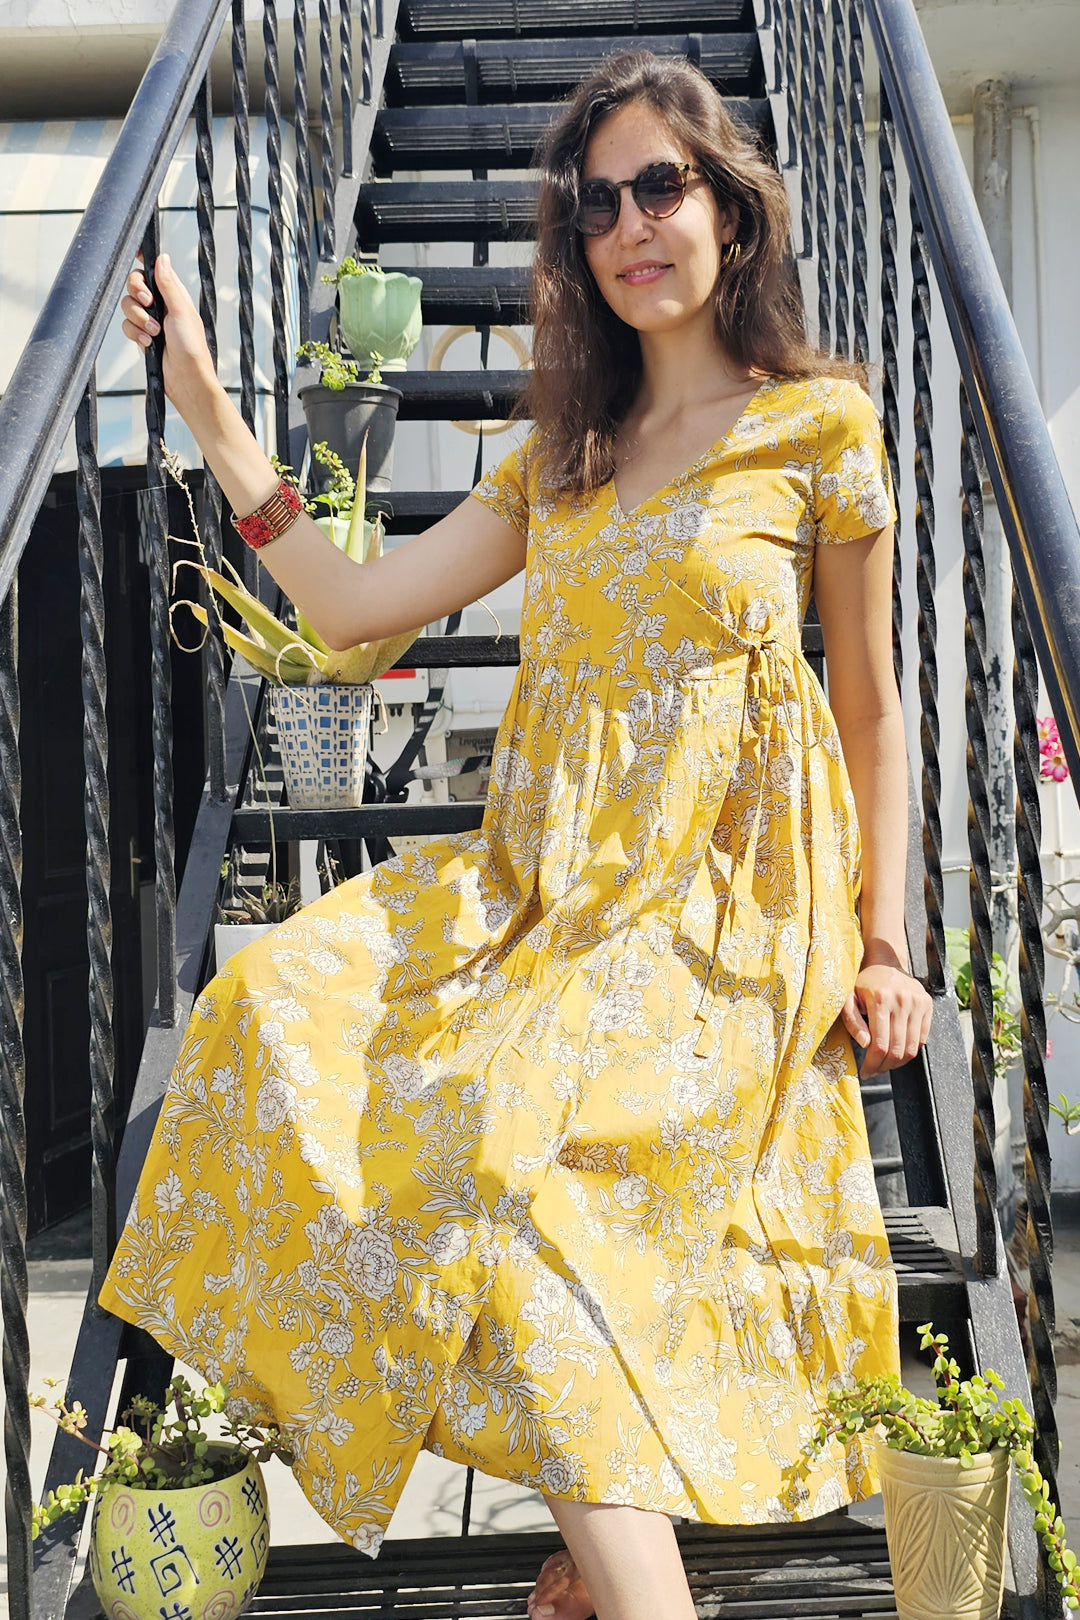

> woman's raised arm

[{"left": 121, "top": 255, "right": 527, "bottom": 651}]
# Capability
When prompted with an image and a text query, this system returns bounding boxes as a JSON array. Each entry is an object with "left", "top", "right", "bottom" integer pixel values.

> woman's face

[{"left": 580, "top": 101, "right": 736, "bottom": 339}]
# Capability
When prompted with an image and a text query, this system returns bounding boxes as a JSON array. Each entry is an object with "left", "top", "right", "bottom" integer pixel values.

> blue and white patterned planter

[{"left": 269, "top": 683, "right": 373, "bottom": 809}]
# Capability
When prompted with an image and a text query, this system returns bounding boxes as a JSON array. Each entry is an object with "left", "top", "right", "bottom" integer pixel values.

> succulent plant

[{"left": 180, "top": 437, "right": 420, "bottom": 686}]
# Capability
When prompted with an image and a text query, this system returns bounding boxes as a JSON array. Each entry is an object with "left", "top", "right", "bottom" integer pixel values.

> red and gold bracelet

[{"left": 230, "top": 478, "right": 304, "bottom": 549}]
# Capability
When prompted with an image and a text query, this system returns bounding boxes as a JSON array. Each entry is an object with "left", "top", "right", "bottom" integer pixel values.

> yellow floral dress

[{"left": 102, "top": 373, "right": 900, "bottom": 1554}]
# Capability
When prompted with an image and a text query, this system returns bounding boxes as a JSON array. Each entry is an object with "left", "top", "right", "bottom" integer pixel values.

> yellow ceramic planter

[
  {"left": 89, "top": 1449, "right": 269, "bottom": 1620},
  {"left": 876, "top": 1442, "right": 1010, "bottom": 1620}
]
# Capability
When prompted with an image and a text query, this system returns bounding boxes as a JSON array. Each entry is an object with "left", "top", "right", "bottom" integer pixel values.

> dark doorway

[{"left": 19, "top": 470, "right": 206, "bottom": 1237}]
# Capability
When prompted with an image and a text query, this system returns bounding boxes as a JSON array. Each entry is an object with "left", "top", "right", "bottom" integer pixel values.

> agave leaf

[
  {"left": 188, "top": 562, "right": 328, "bottom": 674},
  {"left": 323, "top": 628, "right": 421, "bottom": 685},
  {"left": 344, "top": 433, "right": 369, "bottom": 562},
  {"left": 364, "top": 510, "right": 384, "bottom": 565},
  {"left": 295, "top": 612, "right": 331, "bottom": 653},
  {"left": 189, "top": 602, "right": 320, "bottom": 684}
]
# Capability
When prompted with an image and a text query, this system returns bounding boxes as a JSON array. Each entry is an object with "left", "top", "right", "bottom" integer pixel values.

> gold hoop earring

[{"left": 721, "top": 239, "right": 742, "bottom": 269}]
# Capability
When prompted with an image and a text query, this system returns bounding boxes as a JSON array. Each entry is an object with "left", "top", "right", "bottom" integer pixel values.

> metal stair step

[
  {"left": 380, "top": 488, "right": 469, "bottom": 530},
  {"left": 394, "top": 368, "right": 524, "bottom": 419},
  {"left": 258, "top": 1520, "right": 897, "bottom": 1615},
  {"left": 383, "top": 265, "right": 531, "bottom": 326},
  {"left": 356, "top": 179, "right": 537, "bottom": 245},
  {"left": 398, "top": 0, "right": 751, "bottom": 40},
  {"left": 386, "top": 32, "right": 763, "bottom": 104},
  {"left": 373, "top": 98, "right": 770, "bottom": 171}
]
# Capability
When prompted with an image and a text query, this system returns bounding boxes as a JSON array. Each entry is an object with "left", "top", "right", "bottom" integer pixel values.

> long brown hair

[{"left": 522, "top": 50, "right": 855, "bottom": 495}]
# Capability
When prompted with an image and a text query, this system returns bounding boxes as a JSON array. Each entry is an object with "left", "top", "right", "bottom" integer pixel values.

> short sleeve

[
  {"left": 470, "top": 437, "right": 531, "bottom": 536},
  {"left": 813, "top": 381, "right": 896, "bottom": 544}
]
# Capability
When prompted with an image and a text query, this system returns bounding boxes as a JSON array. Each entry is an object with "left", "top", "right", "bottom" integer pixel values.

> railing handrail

[
  {"left": 0, "top": 0, "right": 231, "bottom": 607},
  {"left": 863, "top": 0, "right": 1080, "bottom": 787}
]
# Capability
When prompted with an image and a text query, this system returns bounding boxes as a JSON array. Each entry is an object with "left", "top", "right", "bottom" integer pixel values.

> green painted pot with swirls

[
  {"left": 88, "top": 1447, "right": 269, "bottom": 1620},
  {"left": 337, "top": 268, "right": 422, "bottom": 371}
]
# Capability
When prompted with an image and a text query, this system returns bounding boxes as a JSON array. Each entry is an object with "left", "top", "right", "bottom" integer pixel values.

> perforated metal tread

[
  {"left": 381, "top": 267, "right": 531, "bottom": 327},
  {"left": 398, "top": 0, "right": 750, "bottom": 41},
  {"left": 387, "top": 33, "right": 762, "bottom": 104},
  {"left": 882, "top": 1206, "right": 965, "bottom": 1318},
  {"left": 254, "top": 1518, "right": 898, "bottom": 1616},
  {"left": 357, "top": 179, "right": 538, "bottom": 246},
  {"left": 373, "top": 98, "right": 770, "bottom": 170},
  {"left": 393, "top": 369, "right": 525, "bottom": 418}
]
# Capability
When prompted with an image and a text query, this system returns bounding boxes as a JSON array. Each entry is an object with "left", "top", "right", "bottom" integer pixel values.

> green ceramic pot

[
  {"left": 337, "top": 269, "right": 422, "bottom": 371},
  {"left": 88, "top": 1448, "right": 269, "bottom": 1620}
]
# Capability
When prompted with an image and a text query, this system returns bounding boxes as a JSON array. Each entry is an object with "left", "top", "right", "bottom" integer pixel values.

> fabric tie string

[{"left": 690, "top": 635, "right": 818, "bottom": 1059}]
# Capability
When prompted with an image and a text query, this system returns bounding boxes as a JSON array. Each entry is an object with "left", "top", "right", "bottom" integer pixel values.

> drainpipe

[{"left": 972, "top": 78, "right": 1018, "bottom": 1231}]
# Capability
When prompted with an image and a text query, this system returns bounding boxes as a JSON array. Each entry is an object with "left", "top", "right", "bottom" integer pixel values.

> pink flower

[
  {"left": 1046, "top": 1038, "right": 1054, "bottom": 1061},
  {"left": 1038, "top": 716, "right": 1069, "bottom": 783}
]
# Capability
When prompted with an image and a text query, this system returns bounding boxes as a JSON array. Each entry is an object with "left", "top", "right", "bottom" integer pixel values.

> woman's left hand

[{"left": 841, "top": 959, "right": 934, "bottom": 1076}]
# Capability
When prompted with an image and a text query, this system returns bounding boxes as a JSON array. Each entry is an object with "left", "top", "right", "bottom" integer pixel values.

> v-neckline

[{"left": 610, "top": 375, "right": 776, "bottom": 521}]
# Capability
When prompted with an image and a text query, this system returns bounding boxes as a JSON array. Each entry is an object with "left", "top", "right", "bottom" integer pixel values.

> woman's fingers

[
  {"left": 840, "top": 992, "right": 871, "bottom": 1050},
  {"left": 852, "top": 965, "right": 933, "bottom": 1075}
]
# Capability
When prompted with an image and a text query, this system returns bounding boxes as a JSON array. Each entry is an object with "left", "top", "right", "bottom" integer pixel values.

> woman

[{"left": 108, "top": 49, "right": 931, "bottom": 1620}]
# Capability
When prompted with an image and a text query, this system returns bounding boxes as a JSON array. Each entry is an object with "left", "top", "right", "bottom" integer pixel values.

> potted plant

[
  {"left": 806, "top": 1324, "right": 1080, "bottom": 1618},
  {"left": 296, "top": 337, "right": 402, "bottom": 496},
  {"left": 214, "top": 872, "right": 300, "bottom": 971},
  {"left": 32, "top": 1374, "right": 291, "bottom": 1620},
  {"left": 329, "top": 255, "right": 423, "bottom": 375},
  {"left": 176, "top": 441, "right": 421, "bottom": 810},
  {"left": 945, "top": 926, "right": 1022, "bottom": 1082}
]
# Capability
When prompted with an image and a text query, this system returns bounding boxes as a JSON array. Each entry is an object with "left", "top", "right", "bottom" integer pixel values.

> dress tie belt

[{"left": 690, "top": 635, "right": 821, "bottom": 1059}]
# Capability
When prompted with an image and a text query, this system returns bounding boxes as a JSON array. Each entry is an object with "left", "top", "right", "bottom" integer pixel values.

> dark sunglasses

[{"left": 573, "top": 161, "right": 701, "bottom": 237}]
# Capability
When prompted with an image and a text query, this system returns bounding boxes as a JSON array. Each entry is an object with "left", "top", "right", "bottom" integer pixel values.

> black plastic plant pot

[{"left": 300, "top": 381, "right": 403, "bottom": 495}]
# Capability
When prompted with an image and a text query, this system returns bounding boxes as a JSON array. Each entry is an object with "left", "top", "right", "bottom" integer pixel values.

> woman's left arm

[{"left": 815, "top": 524, "right": 934, "bottom": 1075}]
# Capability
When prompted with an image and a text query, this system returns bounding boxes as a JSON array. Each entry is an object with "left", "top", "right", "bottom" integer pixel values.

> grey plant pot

[{"left": 300, "top": 380, "right": 403, "bottom": 494}]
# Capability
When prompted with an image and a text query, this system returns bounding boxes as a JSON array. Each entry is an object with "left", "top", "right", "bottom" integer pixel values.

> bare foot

[{"left": 526, "top": 1549, "right": 594, "bottom": 1620}]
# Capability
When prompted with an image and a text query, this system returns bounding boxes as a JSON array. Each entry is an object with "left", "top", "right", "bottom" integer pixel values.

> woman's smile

[{"left": 618, "top": 260, "right": 672, "bottom": 285}]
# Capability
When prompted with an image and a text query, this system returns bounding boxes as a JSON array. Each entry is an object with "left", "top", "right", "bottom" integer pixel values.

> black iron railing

[
  {"left": 0, "top": 2, "right": 395, "bottom": 1613},
  {"left": 766, "top": 0, "right": 1080, "bottom": 1608}
]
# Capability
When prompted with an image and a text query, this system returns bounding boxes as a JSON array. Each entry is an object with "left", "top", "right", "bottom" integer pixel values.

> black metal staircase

[{"left": 1, "top": 0, "right": 1078, "bottom": 1614}]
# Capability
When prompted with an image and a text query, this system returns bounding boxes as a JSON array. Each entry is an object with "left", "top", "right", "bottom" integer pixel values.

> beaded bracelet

[{"left": 230, "top": 479, "right": 304, "bottom": 549}]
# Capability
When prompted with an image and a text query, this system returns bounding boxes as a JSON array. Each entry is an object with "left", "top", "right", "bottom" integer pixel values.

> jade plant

[
  {"left": 295, "top": 338, "right": 361, "bottom": 390},
  {"left": 296, "top": 337, "right": 385, "bottom": 387},
  {"left": 168, "top": 438, "right": 420, "bottom": 686},
  {"left": 807, "top": 1324, "right": 1080, "bottom": 1609},
  {"left": 31, "top": 1374, "right": 292, "bottom": 1537}
]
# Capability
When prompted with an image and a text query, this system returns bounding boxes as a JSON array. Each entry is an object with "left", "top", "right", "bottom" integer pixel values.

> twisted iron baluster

[
  {"left": 263, "top": 0, "right": 290, "bottom": 458},
  {"left": 960, "top": 384, "right": 1001, "bottom": 1275},
  {"left": 195, "top": 70, "right": 227, "bottom": 802},
  {"left": 830, "top": 0, "right": 851, "bottom": 358},
  {"left": 232, "top": 0, "right": 256, "bottom": 434},
  {"left": 811, "top": 0, "right": 831, "bottom": 350},
  {"left": 1013, "top": 586, "right": 1060, "bottom": 1510},
  {"left": 359, "top": 0, "right": 373, "bottom": 108},
  {"left": 796, "top": 3, "right": 814, "bottom": 258},
  {"left": 879, "top": 89, "right": 902, "bottom": 688},
  {"left": 294, "top": 0, "right": 313, "bottom": 346},
  {"left": 319, "top": 0, "right": 336, "bottom": 260},
  {"left": 340, "top": 0, "right": 356, "bottom": 174},
  {"left": 142, "top": 216, "right": 177, "bottom": 1026},
  {"left": 848, "top": 0, "right": 869, "bottom": 365},
  {"left": 76, "top": 380, "right": 117, "bottom": 1296},
  {"left": 910, "top": 196, "right": 946, "bottom": 994},
  {"left": 0, "top": 587, "right": 29, "bottom": 1620},
  {"left": 778, "top": 0, "right": 799, "bottom": 169}
]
